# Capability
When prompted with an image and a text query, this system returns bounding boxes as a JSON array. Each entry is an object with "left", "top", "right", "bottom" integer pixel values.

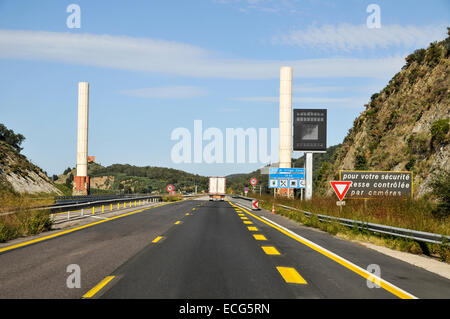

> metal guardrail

[
  {"left": 229, "top": 196, "right": 449, "bottom": 245},
  {"left": 50, "top": 196, "right": 163, "bottom": 224},
  {"left": 54, "top": 194, "right": 149, "bottom": 205},
  {"left": 0, "top": 195, "right": 163, "bottom": 217}
]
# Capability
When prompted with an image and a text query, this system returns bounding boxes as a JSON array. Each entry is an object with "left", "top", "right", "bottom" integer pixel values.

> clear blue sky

[{"left": 0, "top": 0, "right": 448, "bottom": 177}]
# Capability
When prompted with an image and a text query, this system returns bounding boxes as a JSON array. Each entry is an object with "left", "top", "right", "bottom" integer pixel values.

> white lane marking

[{"left": 90, "top": 215, "right": 108, "bottom": 220}]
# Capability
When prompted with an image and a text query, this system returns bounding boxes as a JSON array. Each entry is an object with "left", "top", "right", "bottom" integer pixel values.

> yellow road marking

[
  {"left": 248, "top": 226, "right": 258, "bottom": 231},
  {"left": 276, "top": 267, "right": 307, "bottom": 284},
  {"left": 238, "top": 214, "right": 245, "bottom": 216},
  {"left": 240, "top": 217, "right": 248, "bottom": 220},
  {"left": 253, "top": 234, "right": 267, "bottom": 241},
  {"left": 0, "top": 201, "right": 177, "bottom": 254},
  {"left": 192, "top": 208, "right": 196, "bottom": 210},
  {"left": 243, "top": 221, "right": 253, "bottom": 224},
  {"left": 228, "top": 200, "right": 417, "bottom": 299},
  {"left": 262, "top": 246, "right": 280, "bottom": 255},
  {"left": 174, "top": 221, "right": 181, "bottom": 225},
  {"left": 83, "top": 276, "right": 115, "bottom": 298},
  {"left": 152, "top": 236, "right": 163, "bottom": 243},
  {"left": 186, "top": 213, "right": 190, "bottom": 215}
]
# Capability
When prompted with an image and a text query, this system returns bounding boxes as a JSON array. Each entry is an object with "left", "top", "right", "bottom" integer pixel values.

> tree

[
  {"left": 429, "top": 170, "right": 450, "bottom": 218},
  {"left": 0, "top": 123, "right": 25, "bottom": 152}
]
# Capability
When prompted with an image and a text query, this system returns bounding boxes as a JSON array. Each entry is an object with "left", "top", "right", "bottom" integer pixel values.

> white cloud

[
  {"left": 0, "top": 29, "right": 405, "bottom": 79},
  {"left": 292, "top": 85, "right": 347, "bottom": 93},
  {"left": 120, "top": 86, "right": 207, "bottom": 99},
  {"left": 273, "top": 24, "right": 447, "bottom": 51},
  {"left": 233, "top": 96, "right": 366, "bottom": 106},
  {"left": 214, "top": 0, "right": 300, "bottom": 14}
]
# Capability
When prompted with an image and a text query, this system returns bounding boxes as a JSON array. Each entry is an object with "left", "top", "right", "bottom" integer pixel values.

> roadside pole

[{"left": 305, "top": 152, "right": 313, "bottom": 200}]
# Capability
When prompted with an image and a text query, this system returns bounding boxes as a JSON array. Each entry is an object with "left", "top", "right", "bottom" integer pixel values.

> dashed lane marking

[
  {"left": 82, "top": 276, "right": 115, "bottom": 298},
  {"left": 253, "top": 234, "right": 267, "bottom": 241},
  {"left": 152, "top": 236, "right": 163, "bottom": 243},
  {"left": 276, "top": 267, "right": 307, "bottom": 284},
  {"left": 262, "top": 246, "right": 281, "bottom": 255}
]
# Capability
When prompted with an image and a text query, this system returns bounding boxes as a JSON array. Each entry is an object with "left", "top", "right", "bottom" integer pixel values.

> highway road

[{"left": 0, "top": 197, "right": 449, "bottom": 299}]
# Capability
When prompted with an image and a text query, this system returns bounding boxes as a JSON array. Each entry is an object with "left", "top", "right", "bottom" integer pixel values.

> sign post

[
  {"left": 330, "top": 181, "right": 352, "bottom": 211},
  {"left": 340, "top": 170, "right": 413, "bottom": 199},
  {"left": 293, "top": 109, "right": 327, "bottom": 200}
]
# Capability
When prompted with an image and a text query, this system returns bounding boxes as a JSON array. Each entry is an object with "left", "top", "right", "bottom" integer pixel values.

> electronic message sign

[{"left": 293, "top": 109, "right": 327, "bottom": 152}]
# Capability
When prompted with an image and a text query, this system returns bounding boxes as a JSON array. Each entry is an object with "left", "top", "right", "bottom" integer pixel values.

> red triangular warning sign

[{"left": 330, "top": 181, "right": 352, "bottom": 201}]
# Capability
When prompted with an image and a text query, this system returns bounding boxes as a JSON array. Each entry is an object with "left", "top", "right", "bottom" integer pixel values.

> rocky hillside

[
  {"left": 317, "top": 32, "right": 450, "bottom": 197},
  {"left": 0, "top": 140, "right": 62, "bottom": 194}
]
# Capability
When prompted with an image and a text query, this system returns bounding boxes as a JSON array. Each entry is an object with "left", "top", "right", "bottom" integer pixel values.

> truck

[{"left": 209, "top": 177, "right": 226, "bottom": 201}]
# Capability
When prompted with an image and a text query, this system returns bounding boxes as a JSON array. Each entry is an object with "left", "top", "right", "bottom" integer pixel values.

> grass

[
  {"left": 254, "top": 194, "right": 450, "bottom": 263},
  {"left": 0, "top": 190, "right": 53, "bottom": 243},
  {"left": 162, "top": 193, "right": 183, "bottom": 202}
]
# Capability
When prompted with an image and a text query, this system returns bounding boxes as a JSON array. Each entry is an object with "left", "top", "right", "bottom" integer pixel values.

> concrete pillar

[
  {"left": 73, "top": 82, "right": 90, "bottom": 196},
  {"left": 278, "top": 67, "right": 293, "bottom": 197}
]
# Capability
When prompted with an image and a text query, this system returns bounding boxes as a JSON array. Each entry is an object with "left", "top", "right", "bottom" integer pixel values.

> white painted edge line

[
  {"left": 259, "top": 215, "right": 418, "bottom": 299},
  {"left": 89, "top": 215, "right": 108, "bottom": 220}
]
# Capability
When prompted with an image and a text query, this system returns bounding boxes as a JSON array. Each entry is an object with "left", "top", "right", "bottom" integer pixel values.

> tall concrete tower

[
  {"left": 73, "top": 82, "right": 90, "bottom": 196},
  {"left": 278, "top": 67, "right": 293, "bottom": 197}
]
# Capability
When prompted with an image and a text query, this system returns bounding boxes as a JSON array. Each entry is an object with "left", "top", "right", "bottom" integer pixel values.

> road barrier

[
  {"left": 229, "top": 195, "right": 449, "bottom": 245},
  {"left": 49, "top": 195, "right": 163, "bottom": 224}
]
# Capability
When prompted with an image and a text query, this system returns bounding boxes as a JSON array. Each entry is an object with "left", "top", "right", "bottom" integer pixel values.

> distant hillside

[
  {"left": 58, "top": 162, "right": 210, "bottom": 194},
  {"left": 0, "top": 133, "right": 61, "bottom": 195},
  {"left": 317, "top": 32, "right": 450, "bottom": 197}
]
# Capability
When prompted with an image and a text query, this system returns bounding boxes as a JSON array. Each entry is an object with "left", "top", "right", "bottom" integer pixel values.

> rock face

[
  {"left": 317, "top": 35, "right": 450, "bottom": 197},
  {"left": 0, "top": 141, "right": 62, "bottom": 195}
]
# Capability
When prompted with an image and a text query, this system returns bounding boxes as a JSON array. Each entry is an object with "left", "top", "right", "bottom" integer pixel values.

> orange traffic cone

[{"left": 272, "top": 204, "right": 276, "bottom": 214}]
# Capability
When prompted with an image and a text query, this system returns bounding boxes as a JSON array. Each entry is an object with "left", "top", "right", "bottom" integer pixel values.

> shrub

[
  {"left": 429, "top": 170, "right": 450, "bottom": 219},
  {"left": 354, "top": 153, "right": 368, "bottom": 170},
  {"left": 405, "top": 157, "right": 416, "bottom": 171},
  {"left": 0, "top": 123, "right": 25, "bottom": 152},
  {"left": 430, "top": 119, "right": 449, "bottom": 148},
  {"left": 407, "top": 133, "right": 429, "bottom": 155}
]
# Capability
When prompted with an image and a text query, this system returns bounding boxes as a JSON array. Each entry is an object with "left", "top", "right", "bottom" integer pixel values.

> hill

[
  {"left": 0, "top": 124, "right": 61, "bottom": 195},
  {"left": 57, "top": 162, "right": 210, "bottom": 194},
  {"left": 316, "top": 32, "right": 450, "bottom": 197}
]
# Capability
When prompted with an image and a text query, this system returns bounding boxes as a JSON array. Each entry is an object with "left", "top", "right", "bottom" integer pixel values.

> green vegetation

[
  {"left": 429, "top": 170, "right": 450, "bottom": 219},
  {"left": 85, "top": 163, "right": 209, "bottom": 194},
  {"left": 430, "top": 119, "right": 449, "bottom": 149},
  {"left": 314, "top": 30, "right": 449, "bottom": 197},
  {"left": 0, "top": 123, "right": 25, "bottom": 152},
  {"left": 0, "top": 191, "right": 53, "bottom": 243}
]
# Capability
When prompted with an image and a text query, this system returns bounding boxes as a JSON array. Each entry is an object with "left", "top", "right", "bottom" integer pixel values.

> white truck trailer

[{"left": 209, "top": 177, "right": 226, "bottom": 201}]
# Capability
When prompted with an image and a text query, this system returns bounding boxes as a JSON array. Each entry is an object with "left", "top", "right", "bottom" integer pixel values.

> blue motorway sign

[
  {"left": 269, "top": 168, "right": 305, "bottom": 174},
  {"left": 270, "top": 173, "right": 305, "bottom": 179},
  {"left": 269, "top": 178, "right": 305, "bottom": 189}
]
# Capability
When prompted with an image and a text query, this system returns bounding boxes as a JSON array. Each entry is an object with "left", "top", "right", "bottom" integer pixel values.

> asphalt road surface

[{"left": 0, "top": 197, "right": 449, "bottom": 299}]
